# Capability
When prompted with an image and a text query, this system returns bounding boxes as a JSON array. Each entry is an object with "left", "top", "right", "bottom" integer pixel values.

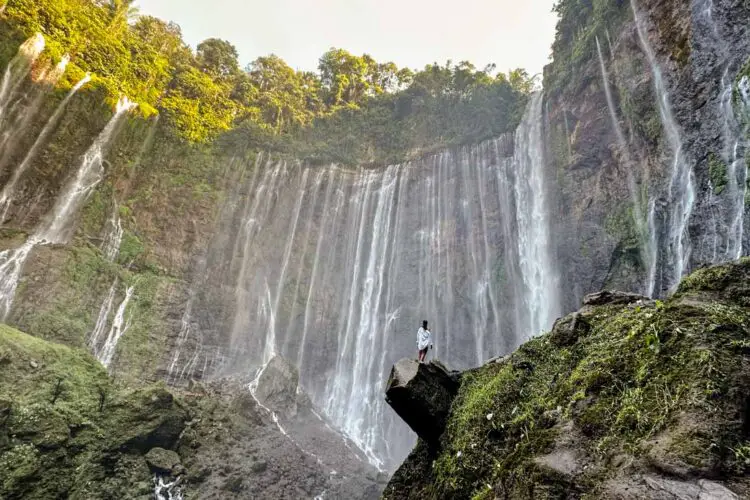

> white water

[
  {"left": 38, "top": 97, "right": 137, "bottom": 243},
  {"left": 632, "top": 0, "right": 696, "bottom": 294},
  {"left": 0, "top": 34, "right": 45, "bottom": 120},
  {"left": 0, "top": 97, "right": 135, "bottom": 319},
  {"left": 0, "top": 74, "right": 91, "bottom": 220},
  {"left": 510, "top": 93, "right": 560, "bottom": 336},
  {"left": 196, "top": 95, "right": 558, "bottom": 468},
  {"left": 88, "top": 279, "right": 118, "bottom": 353},
  {"left": 596, "top": 36, "right": 653, "bottom": 295},
  {"left": 695, "top": 2, "right": 748, "bottom": 262},
  {"left": 153, "top": 476, "right": 183, "bottom": 500},
  {"left": 718, "top": 72, "right": 748, "bottom": 261},
  {"left": 95, "top": 285, "right": 134, "bottom": 367},
  {"left": 101, "top": 202, "right": 123, "bottom": 261}
]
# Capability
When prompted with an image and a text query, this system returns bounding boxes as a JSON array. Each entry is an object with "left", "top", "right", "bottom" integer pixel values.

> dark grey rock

[
  {"left": 385, "top": 359, "right": 461, "bottom": 447},
  {"left": 550, "top": 312, "right": 590, "bottom": 347},
  {"left": 583, "top": 290, "right": 650, "bottom": 307},
  {"left": 254, "top": 356, "right": 299, "bottom": 416}
]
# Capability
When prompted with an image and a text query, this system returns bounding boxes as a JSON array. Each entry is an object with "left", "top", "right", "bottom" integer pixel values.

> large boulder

[
  {"left": 253, "top": 356, "right": 299, "bottom": 416},
  {"left": 385, "top": 360, "right": 460, "bottom": 447}
]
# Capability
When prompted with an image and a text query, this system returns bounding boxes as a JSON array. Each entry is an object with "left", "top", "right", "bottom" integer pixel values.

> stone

[
  {"left": 534, "top": 449, "right": 580, "bottom": 479},
  {"left": 604, "top": 474, "right": 740, "bottom": 500},
  {"left": 385, "top": 359, "right": 461, "bottom": 447},
  {"left": 145, "top": 447, "right": 182, "bottom": 474},
  {"left": 29, "top": 360, "right": 38, "bottom": 369},
  {"left": 583, "top": 290, "right": 650, "bottom": 307},
  {"left": 250, "top": 460, "right": 268, "bottom": 473},
  {"left": 550, "top": 312, "right": 590, "bottom": 347},
  {"left": 253, "top": 356, "right": 299, "bottom": 416}
]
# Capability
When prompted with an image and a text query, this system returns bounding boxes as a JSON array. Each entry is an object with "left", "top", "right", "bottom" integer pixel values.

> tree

[
  {"left": 248, "top": 55, "right": 315, "bottom": 133},
  {"left": 101, "top": 0, "right": 139, "bottom": 30},
  {"left": 196, "top": 38, "right": 240, "bottom": 79}
]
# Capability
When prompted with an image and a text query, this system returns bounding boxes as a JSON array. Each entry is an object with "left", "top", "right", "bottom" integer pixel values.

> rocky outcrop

[
  {"left": 0, "top": 325, "right": 384, "bottom": 499},
  {"left": 253, "top": 355, "right": 300, "bottom": 416},
  {"left": 385, "top": 359, "right": 461, "bottom": 447},
  {"left": 384, "top": 259, "right": 750, "bottom": 499}
]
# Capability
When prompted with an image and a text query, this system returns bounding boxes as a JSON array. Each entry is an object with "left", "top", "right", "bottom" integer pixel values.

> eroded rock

[
  {"left": 583, "top": 290, "right": 650, "bottom": 307},
  {"left": 254, "top": 356, "right": 299, "bottom": 416},
  {"left": 145, "top": 447, "right": 181, "bottom": 474},
  {"left": 385, "top": 359, "right": 460, "bottom": 447}
]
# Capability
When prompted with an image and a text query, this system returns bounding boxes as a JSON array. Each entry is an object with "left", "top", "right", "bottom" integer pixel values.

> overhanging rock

[{"left": 385, "top": 359, "right": 461, "bottom": 447}]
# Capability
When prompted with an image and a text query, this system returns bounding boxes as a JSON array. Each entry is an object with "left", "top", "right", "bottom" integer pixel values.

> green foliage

[
  {"left": 0, "top": 326, "right": 188, "bottom": 499},
  {"left": 708, "top": 152, "right": 728, "bottom": 195},
  {"left": 414, "top": 260, "right": 750, "bottom": 498},
  {"left": 546, "top": 0, "right": 629, "bottom": 96},
  {"left": 117, "top": 231, "right": 144, "bottom": 266},
  {"left": 1, "top": 2, "right": 531, "bottom": 160}
]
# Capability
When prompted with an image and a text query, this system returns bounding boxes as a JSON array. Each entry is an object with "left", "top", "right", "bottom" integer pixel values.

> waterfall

[
  {"left": 718, "top": 71, "right": 748, "bottom": 261},
  {"left": 88, "top": 279, "right": 118, "bottom": 354},
  {"left": 94, "top": 285, "right": 134, "bottom": 368},
  {"left": 596, "top": 36, "right": 653, "bottom": 295},
  {"left": 153, "top": 476, "right": 183, "bottom": 500},
  {"left": 694, "top": 1, "right": 748, "bottom": 262},
  {"left": 101, "top": 202, "right": 123, "bottom": 261},
  {"left": 631, "top": 0, "right": 696, "bottom": 294},
  {"left": 167, "top": 288, "right": 200, "bottom": 384},
  {"left": 0, "top": 74, "right": 91, "bottom": 220},
  {"left": 0, "top": 34, "right": 45, "bottom": 119},
  {"left": 510, "top": 93, "right": 560, "bottom": 336},
  {"left": 206, "top": 95, "right": 557, "bottom": 468},
  {"left": 0, "top": 97, "right": 136, "bottom": 319},
  {"left": 0, "top": 55, "right": 70, "bottom": 177}
]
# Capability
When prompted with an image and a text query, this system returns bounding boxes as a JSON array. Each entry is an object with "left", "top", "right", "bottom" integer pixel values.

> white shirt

[{"left": 417, "top": 327, "right": 432, "bottom": 350}]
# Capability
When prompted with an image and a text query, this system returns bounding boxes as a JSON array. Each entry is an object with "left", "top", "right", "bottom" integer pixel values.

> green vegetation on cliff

[
  {"left": 0, "top": 325, "right": 187, "bottom": 499},
  {"left": 385, "top": 260, "right": 750, "bottom": 499},
  {"left": 1, "top": 0, "right": 532, "bottom": 164}
]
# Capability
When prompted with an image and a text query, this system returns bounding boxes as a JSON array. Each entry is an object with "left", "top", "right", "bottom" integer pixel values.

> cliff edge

[{"left": 384, "top": 259, "right": 750, "bottom": 499}]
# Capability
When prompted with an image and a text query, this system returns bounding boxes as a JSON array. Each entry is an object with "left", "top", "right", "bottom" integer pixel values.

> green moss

[
  {"left": 398, "top": 260, "right": 750, "bottom": 498},
  {"left": 117, "top": 231, "right": 145, "bottom": 266},
  {"left": 0, "top": 326, "right": 188, "bottom": 499},
  {"left": 708, "top": 152, "right": 728, "bottom": 195}
]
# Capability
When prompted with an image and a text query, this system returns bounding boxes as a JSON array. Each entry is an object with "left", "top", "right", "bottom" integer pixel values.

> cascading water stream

[
  {"left": 88, "top": 279, "right": 118, "bottom": 354},
  {"left": 211, "top": 95, "right": 558, "bottom": 468},
  {"left": 511, "top": 93, "right": 560, "bottom": 336},
  {"left": 695, "top": 1, "right": 748, "bottom": 262},
  {"left": 0, "top": 73, "right": 91, "bottom": 220},
  {"left": 101, "top": 202, "right": 124, "bottom": 262},
  {"left": 595, "top": 36, "right": 653, "bottom": 295},
  {"left": 0, "top": 34, "right": 45, "bottom": 120},
  {"left": 0, "top": 96, "right": 136, "bottom": 319},
  {"left": 632, "top": 0, "right": 696, "bottom": 294},
  {"left": 95, "top": 285, "right": 134, "bottom": 368}
]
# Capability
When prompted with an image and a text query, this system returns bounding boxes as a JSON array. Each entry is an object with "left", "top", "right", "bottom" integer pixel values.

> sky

[{"left": 136, "top": 0, "right": 559, "bottom": 78}]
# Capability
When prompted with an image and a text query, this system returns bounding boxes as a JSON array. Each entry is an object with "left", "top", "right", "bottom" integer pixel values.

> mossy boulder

[
  {"left": 385, "top": 259, "right": 750, "bottom": 499},
  {"left": 145, "top": 447, "right": 182, "bottom": 474},
  {"left": 0, "top": 325, "right": 188, "bottom": 499}
]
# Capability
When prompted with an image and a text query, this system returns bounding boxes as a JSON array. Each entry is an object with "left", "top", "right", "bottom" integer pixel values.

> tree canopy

[{"left": 0, "top": 0, "right": 535, "bottom": 163}]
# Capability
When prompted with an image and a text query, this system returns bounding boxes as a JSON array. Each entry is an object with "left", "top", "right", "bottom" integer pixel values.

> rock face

[
  {"left": 384, "top": 260, "right": 750, "bottom": 499},
  {"left": 253, "top": 355, "right": 300, "bottom": 415},
  {"left": 385, "top": 359, "right": 461, "bottom": 447},
  {"left": 0, "top": 326, "right": 385, "bottom": 499}
]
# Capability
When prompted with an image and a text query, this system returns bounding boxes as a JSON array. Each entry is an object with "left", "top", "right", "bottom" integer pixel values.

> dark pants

[{"left": 418, "top": 348, "right": 428, "bottom": 362}]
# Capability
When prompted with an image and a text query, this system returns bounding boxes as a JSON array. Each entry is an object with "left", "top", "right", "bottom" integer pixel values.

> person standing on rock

[{"left": 417, "top": 320, "right": 433, "bottom": 363}]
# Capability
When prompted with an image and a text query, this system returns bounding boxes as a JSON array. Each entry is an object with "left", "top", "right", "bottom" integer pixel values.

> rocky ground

[
  {"left": 0, "top": 328, "right": 385, "bottom": 499},
  {"left": 384, "top": 259, "right": 750, "bottom": 499}
]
